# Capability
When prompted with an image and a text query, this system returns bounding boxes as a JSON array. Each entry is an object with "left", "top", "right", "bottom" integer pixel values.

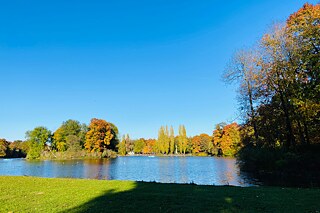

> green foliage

[
  {"left": 52, "top": 119, "right": 86, "bottom": 152},
  {"left": 169, "top": 126, "right": 175, "bottom": 154},
  {"left": 133, "top": 139, "right": 146, "bottom": 154},
  {"left": 178, "top": 125, "right": 188, "bottom": 154},
  {"left": 66, "top": 135, "right": 82, "bottom": 152},
  {"left": 8, "top": 140, "right": 28, "bottom": 158},
  {"left": 1, "top": 176, "right": 320, "bottom": 212},
  {"left": 25, "top": 126, "right": 52, "bottom": 159},
  {"left": 156, "top": 126, "right": 170, "bottom": 154},
  {"left": 117, "top": 136, "right": 127, "bottom": 156}
]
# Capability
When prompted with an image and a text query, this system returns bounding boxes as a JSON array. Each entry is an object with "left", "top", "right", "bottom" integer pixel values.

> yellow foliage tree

[{"left": 85, "top": 118, "right": 114, "bottom": 152}]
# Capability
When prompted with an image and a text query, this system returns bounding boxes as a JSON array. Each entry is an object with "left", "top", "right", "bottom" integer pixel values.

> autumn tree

[
  {"left": 212, "top": 123, "right": 225, "bottom": 156},
  {"left": 221, "top": 123, "right": 241, "bottom": 156},
  {"left": 260, "top": 24, "right": 299, "bottom": 148},
  {"left": 194, "top": 133, "right": 213, "bottom": 154},
  {"left": 0, "top": 139, "right": 9, "bottom": 157},
  {"left": 224, "top": 49, "right": 261, "bottom": 144},
  {"left": 191, "top": 135, "right": 201, "bottom": 154},
  {"left": 202, "top": 134, "right": 214, "bottom": 154},
  {"left": 225, "top": 3, "right": 320, "bottom": 185},
  {"left": 142, "top": 139, "right": 156, "bottom": 154},
  {"left": 85, "top": 118, "right": 117, "bottom": 153},
  {"left": 213, "top": 123, "right": 241, "bottom": 156},
  {"left": 286, "top": 3, "right": 320, "bottom": 145}
]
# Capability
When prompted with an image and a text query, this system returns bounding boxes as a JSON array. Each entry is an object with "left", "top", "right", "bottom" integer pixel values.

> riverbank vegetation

[
  {"left": 0, "top": 119, "right": 242, "bottom": 160},
  {"left": 1, "top": 176, "right": 319, "bottom": 213},
  {"left": 226, "top": 3, "right": 320, "bottom": 186},
  {"left": 117, "top": 123, "right": 241, "bottom": 157},
  {"left": 0, "top": 118, "right": 120, "bottom": 160}
]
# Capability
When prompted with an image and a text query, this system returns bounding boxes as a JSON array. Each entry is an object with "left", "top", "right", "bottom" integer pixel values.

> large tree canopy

[
  {"left": 25, "top": 126, "right": 51, "bottom": 159},
  {"left": 52, "top": 119, "right": 87, "bottom": 152},
  {"left": 85, "top": 118, "right": 118, "bottom": 152}
]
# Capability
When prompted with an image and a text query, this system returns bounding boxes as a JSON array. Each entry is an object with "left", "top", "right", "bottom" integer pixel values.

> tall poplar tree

[
  {"left": 178, "top": 125, "right": 188, "bottom": 154},
  {"left": 169, "top": 126, "right": 175, "bottom": 154}
]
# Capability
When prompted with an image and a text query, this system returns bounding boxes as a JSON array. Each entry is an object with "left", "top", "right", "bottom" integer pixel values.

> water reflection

[{"left": 0, "top": 157, "right": 257, "bottom": 186}]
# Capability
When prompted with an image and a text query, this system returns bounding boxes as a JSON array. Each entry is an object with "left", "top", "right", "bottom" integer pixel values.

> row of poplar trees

[
  {"left": 156, "top": 125, "right": 188, "bottom": 154},
  {"left": 117, "top": 123, "right": 242, "bottom": 156}
]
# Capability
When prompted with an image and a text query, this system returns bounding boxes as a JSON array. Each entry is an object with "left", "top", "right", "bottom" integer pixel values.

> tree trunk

[
  {"left": 247, "top": 81, "right": 259, "bottom": 144},
  {"left": 279, "top": 90, "right": 296, "bottom": 148}
]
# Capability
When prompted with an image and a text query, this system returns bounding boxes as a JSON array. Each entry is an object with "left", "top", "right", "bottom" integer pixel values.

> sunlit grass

[{"left": 0, "top": 176, "right": 319, "bottom": 212}]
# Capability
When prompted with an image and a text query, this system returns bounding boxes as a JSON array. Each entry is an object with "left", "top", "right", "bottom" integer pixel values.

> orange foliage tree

[
  {"left": 213, "top": 123, "right": 241, "bottom": 156},
  {"left": 85, "top": 118, "right": 115, "bottom": 152},
  {"left": 142, "top": 139, "right": 156, "bottom": 154}
]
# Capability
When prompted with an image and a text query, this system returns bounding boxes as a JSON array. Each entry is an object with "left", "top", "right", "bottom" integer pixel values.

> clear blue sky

[{"left": 0, "top": 0, "right": 316, "bottom": 141}]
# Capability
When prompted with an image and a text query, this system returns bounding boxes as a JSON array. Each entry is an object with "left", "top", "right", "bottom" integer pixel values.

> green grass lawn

[{"left": 0, "top": 176, "right": 319, "bottom": 213}]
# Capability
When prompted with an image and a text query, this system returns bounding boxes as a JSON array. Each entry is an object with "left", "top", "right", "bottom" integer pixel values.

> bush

[{"left": 237, "top": 145, "right": 320, "bottom": 187}]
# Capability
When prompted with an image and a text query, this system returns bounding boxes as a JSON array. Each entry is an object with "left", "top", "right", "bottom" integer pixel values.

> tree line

[
  {"left": 115, "top": 123, "right": 241, "bottom": 156},
  {"left": 0, "top": 120, "right": 242, "bottom": 159},
  {"left": 0, "top": 118, "right": 119, "bottom": 159}
]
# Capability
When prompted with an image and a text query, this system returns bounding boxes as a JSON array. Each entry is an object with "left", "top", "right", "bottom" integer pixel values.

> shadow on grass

[{"left": 62, "top": 182, "right": 253, "bottom": 213}]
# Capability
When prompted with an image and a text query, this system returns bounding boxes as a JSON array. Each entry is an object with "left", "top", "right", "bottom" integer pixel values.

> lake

[{"left": 0, "top": 156, "right": 257, "bottom": 186}]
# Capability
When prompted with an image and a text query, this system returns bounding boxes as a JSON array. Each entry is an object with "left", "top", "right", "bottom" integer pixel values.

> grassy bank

[{"left": 0, "top": 176, "right": 319, "bottom": 213}]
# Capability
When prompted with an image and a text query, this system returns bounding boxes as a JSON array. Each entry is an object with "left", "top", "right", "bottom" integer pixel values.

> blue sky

[{"left": 0, "top": 0, "right": 317, "bottom": 141}]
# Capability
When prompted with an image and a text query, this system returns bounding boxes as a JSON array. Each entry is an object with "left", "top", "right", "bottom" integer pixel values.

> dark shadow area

[
  {"left": 237, "top": 144, "right": 320, "bottom": 187},
  {"left": 62, "top": 181, "right": 320, "bottom": 213}
]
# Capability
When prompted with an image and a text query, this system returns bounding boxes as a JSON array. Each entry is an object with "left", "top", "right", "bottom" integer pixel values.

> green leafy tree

[
  {"left": 117, "top": 136, "right": 127, "bottom": 155},
  {"left": 66, "top": 135, "right": 82, "bottom": 152},
  {"left": 164, "top": 126, "right": 170, "bottom": 154},
  {"left": 52, "top": 119, "right": 86, "bottom": 151},
  {"left": 133, "top": 139, "right": 146, "bottom": 154},
  {"left": 178, "top": 125, "right": 188, "bottom": 154},
  {"left": 156, "top": 126, "right": 165, "bottom": 154},
  {"left": 125, "top": 134, "right": 134, "bottom": 154},
  {"left": 25, "top": 126, "right": 52, "bottom": 159},
  {"left": 169, "top": 126, "right": 175, "bottom": 154}
]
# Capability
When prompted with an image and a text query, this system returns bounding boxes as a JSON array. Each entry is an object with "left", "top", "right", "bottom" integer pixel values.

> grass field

[{"left": 0, "top": 176, "right": 319, "bottom": 212}]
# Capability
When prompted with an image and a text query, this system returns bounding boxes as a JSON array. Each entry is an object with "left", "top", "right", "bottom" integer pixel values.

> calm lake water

[{"left": 0, "top": 156, "right": 257, "bottom": 186}]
